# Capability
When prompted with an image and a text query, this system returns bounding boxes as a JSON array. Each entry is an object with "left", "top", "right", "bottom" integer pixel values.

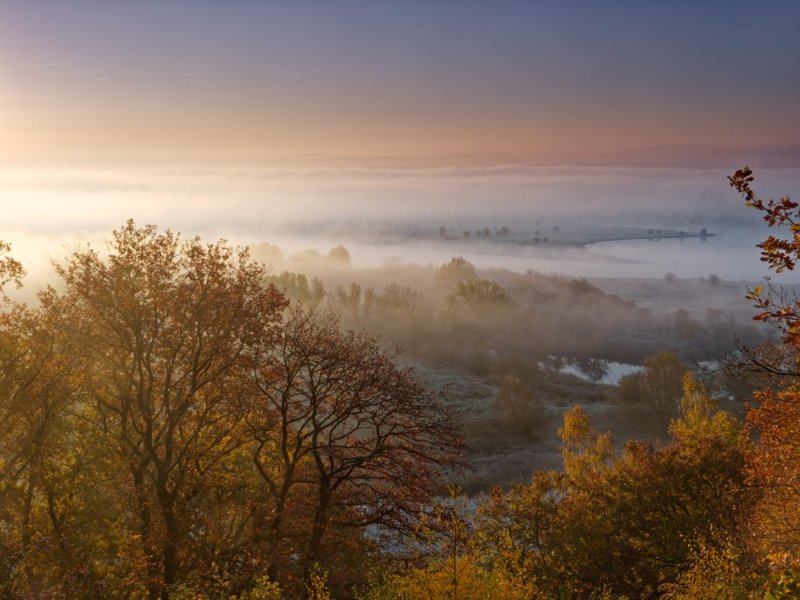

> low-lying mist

[
  {"left": 3, "top": 161, "right": 798, "bottom": 229},
  {"left": 250, "top": 243, "right": 770, "bottom": 367},
  {"left": 1, "top": 162, "right": 796, "bottom": 292}
]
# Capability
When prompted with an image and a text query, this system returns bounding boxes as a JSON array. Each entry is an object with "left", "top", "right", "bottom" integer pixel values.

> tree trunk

[
  {"left": 161, "top": 508, "right": 180, "bottom": 600},
  {"left": 303, "top": 487, "right": 329, "bottom": 582},
  {"left": 132, "top": 465, "right": 161, "bottom": 600}
]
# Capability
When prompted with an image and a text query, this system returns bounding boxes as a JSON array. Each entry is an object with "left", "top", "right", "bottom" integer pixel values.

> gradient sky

[{"left": 1, "top": 0, "right": 798, "bottom": 165}]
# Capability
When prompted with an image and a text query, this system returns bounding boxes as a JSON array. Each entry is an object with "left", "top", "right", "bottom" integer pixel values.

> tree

[
  {"left": 328, "top": 244, "right": 351, "bottom": 268},
  {"left": 0, "top": 225, "right": 468, "bottom": 598},
  {"left": 435, "top": 257, "right": 477, "bottom": 291},
  {"left": 494, "top": 376, "right": 539, "bottom": 437},
  {"left": 729, "top": 167, "right": 800, "bottom": 345},
  {"left": 659, "top": 539, "right": 756, "bottom": 600},
  {"left": 249, "top": 242, "right": 284, "bottom": 267},
  {"left": 474, "top": 472, "right": 563, "bottom": 598},
  {"left": 573, "top": 357, "right": 609, "bottom": 383},
  {"left": 740, "top": 354, "right": 800, "bottom": 561},
  {"left": 248, "top": 307, "right": 462, "bottom": 583},
  {"left": 477, "top": 377, "right": 750, "bottom": 598},
  {"left": 376, "top": 283, "right": 421, "bottom": 318},
  {"left": 617, "top": 351, "right": 685, "bottom": 415},
  {"left": 728, "top": 168, "right": 800, "bottom": 578},
  {"left": 0, "top": 246, "right": 105, "bottom": 598},
  {"left": 559, "top": 405, "right": 614, "bottom": 480},
  {"left": 267, "top": 271, "right": 311, "bottom": 302},
  {"left": 333, "top": 282, "right": 361, "bottom": 320},
  {"left": 0, "top": 241, "right": 23, "bottom": 298},
  {"left": 411, "top": 486, "right": 476, "bottom": 600},
  {"left": 52, "top": 221, "right": 287, "bottom": 599},
  {"left": 360, "top": 485, "right": 539, "bottom": 600},
  {"left": 451, "top": 279, "right": 510, "bottom": 317},
  {"left": 741, "top": 385, "right": 800, "bottom": 556},
  {"left": 0, "top": 303, "right": 88, "bottom": 597}
]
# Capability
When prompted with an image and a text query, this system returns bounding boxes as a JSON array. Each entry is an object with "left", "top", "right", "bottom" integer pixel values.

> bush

[{"left": 494, "top": 375, "right": 541, "bottom": 437}]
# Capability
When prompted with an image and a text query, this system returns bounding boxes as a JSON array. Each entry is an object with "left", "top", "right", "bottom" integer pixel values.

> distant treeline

[{"left": 251, "top": 244, "right": 765, "bottom": 372}]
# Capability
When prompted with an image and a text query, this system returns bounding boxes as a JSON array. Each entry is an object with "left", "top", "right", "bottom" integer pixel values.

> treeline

[{"left": 251, "top": 247, "right": 765, "bottom": 375}]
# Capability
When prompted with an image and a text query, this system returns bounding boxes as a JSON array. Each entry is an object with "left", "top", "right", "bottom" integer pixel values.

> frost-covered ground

[{"left": 404, "top": 357, "right": 669, "bottom": 493}]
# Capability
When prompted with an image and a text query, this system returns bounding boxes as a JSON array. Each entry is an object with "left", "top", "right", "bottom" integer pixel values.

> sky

[
  {"left": 0, "top": 0, "right": 798, "bottom": 289},
  {"left": 1, "top": 0, "right": 799, "bottom": 166}
]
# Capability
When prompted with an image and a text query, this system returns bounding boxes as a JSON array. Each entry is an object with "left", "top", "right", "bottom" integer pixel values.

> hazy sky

[{"left": 2, "top": 0, "right": 798, "bottom": 166}]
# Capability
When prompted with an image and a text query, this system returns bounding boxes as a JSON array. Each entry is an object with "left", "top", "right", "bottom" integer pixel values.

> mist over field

[
  {"left": 5, "top": 163, "right": 799, "bottom": 229},
  {"left": 1, "top": 163, "right": 798, "bottom": 290}
]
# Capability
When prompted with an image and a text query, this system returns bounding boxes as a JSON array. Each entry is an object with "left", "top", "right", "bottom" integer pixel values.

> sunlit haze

[{"left": 0, "top": 1, "right": 798, "bottom": 285}]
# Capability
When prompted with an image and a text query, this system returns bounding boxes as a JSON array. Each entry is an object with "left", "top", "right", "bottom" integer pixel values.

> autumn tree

[
  {"left": 726, "top": 167, "right": 800, "bottom": 391},
  {"left": 407, "top": 486, "right": 476, "bottom": 600},
  {"left": 470, "top": 375, "right": 750, "bottom": 599},
  {"left": 247, "top": 306, "right": 463, "bottom": 586},
  {"left": 729, "top": 167, "right": 800, "bottom": 345},
  {"left": 361, "top": 485, "right": 538, "bottom": 600},
  {"left": 0, "top": 246, "right": 82, "bottom": 597},
  {"left": 0, "top": 303, "right": 91, "bottom": 597},
  {"left": 617, "top": 351, "right": 686, "bottom": 416},
  {"left": 52, "top": 221, "right": 287, "bottom": 599},
  {"left": 474, "top": 472, "right": 564, "bottom": 597},
  {"left": 0, "top": 247, "right": 127, "bottom": 599},
  {"left": 0, "top": 241, "right": 23, "bottom": 298},
  {"left": 729, "top": 169, "right": 800, "bottom": 575},
  {"left": 559, "top": 405, "right": 614, "bottom": 480}
]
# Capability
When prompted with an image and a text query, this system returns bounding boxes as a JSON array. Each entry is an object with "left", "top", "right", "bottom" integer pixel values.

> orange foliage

[
  {"left": 729, "top": 167, "right": 800, "bottom": 345},
  {"left": 747, "top": 386, "right": 800, "bottom": 555}
]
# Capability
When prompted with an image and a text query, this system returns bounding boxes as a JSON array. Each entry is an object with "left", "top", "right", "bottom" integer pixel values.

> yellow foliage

[
  {"left": 238, "top": 576, "right": 283, "bottom": 600},
  {"left": 669, "top": 372, "right": 741, "bottom": 450},
  {"left": 659, "top": 537, "right": 755, "bottom": 600},
  {"left": 359, "top": 553, "right": 538, "bottom": 600},
  {"left": 560, "top": 405, "right": 614, "bottom": 479},
  {"left": 306, "top": 566, "right": 332, "bottom": 600}
]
